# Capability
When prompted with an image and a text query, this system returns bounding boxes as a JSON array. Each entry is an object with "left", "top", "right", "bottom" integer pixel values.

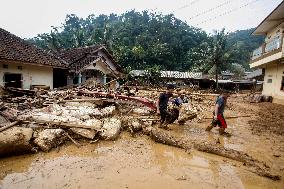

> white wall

[
  {"left": 265, "top": 23, "right": 284, "bottom": 42},
  {"left": 0, "top": 61, "right": 53, "bottom": 89},
  {"left": 262, "top": 63, "right": 284, "bottom": 103}
]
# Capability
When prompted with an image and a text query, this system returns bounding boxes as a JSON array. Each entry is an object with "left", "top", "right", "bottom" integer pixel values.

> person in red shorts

[{"left": 206, "top": 92, "right": 230, "bottom": 135}]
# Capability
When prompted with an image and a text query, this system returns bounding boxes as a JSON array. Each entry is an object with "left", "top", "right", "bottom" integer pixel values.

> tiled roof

[
  {"left": 59, "top": 45, "right": 102, "bottom": 63},
  {"left": 59, "top": 45, "right": 123, "bottom": 72},
  {"left": 245, "top": 69, "right": 263, "bottom": 79},
  {"left": 0, "top": 28, "right": 68, "bottom": 68}
]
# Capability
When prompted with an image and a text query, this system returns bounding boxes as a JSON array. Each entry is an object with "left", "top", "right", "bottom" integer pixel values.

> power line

[
  {"left": 174, "top": 0, "right": 202, "bottom": 12},
  {"left": 188, "top": 0, "right": 233, "bottom": 20},
  {"left": 195, "top": 0, "right": 262, "bottom": 26}
]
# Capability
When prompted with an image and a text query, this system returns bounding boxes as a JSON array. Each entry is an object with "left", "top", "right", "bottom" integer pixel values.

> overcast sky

[{"left": 0, "top": 0, "right": 282, "bottom": 38}]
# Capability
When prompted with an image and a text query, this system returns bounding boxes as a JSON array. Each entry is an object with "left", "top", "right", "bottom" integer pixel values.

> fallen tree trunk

[
  {"left": 0, "top": 127, "right": 33, "bottom": 157},
  {"left": 0, "top": 121, "right": 20, "bottom": 132},
  {"left": 144, "top": 127, "right": 280, "bottom": 180},
  {"left": 148, "top": 127, "right": 190, "bottom": 150},
  {"left": 193, "top": 143, "right": 280, "bottom": 180}
]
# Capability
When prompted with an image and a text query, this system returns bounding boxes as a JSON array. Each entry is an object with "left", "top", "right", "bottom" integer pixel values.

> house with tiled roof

[
  {"left": 59, "top": 45, "right": 123, "bottom": 85},
  {"left": 0, "top": 28, "right": 68, "bottom": 89}
]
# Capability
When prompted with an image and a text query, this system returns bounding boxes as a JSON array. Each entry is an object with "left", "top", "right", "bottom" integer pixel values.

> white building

[
  {"left": 59, "top": 45, "right": 123, "bottom": 85},
  {"left": 0, "top": 28, "right": 67, "bottom": 89},
  {"left": 250, "top": 1, "right": 284, "bottom": 104}
]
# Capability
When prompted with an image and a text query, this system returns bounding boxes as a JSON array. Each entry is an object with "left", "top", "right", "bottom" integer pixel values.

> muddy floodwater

[
  {"left": 1, "top": 132, "right": 283, "bottom": 189},
  {"left": 1, "top": 99, "right": 284, "bottom": 189}
]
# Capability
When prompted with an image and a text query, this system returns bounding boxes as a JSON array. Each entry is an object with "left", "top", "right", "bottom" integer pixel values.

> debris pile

[
  {"left": 0, "top": 86, "right": 281, "bottom": 180},
  {"left": 0, "top": 86, "right": 159, "bottom": 156}
]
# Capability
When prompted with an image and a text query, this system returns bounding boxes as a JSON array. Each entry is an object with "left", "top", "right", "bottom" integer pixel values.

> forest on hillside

[{"left": 28, "top": 10, "right": 264, "bottom": 74}]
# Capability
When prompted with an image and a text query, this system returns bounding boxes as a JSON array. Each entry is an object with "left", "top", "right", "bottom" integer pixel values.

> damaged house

[
  {"left": 0, "top": 28, "right": 68, "bottom": 89},
  {"left": 59, "top": 45, "right": 123, "bottom": 86}
]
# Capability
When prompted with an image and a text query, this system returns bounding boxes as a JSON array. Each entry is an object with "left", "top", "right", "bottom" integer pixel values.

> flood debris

[
  {"left": 144, "top": 127, "right": 281, "bottom": 180},
  {"left": 0, "top": 127, "right": 33, "bottom": 156},
  {"left": 0, "top": 85, "right": 282, "bottom": 181},
  {"left": 34, "top": 129, "right": 66, "bottom": 152},
  {"left": 100, "top": 117, "right": 121, "bottom": 140}
]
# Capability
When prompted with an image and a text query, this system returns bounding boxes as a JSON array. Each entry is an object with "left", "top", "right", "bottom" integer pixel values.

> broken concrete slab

[
  {"left": 0, "top": 127, "right": 33, "bottom": 157},
  {"left": 132, "top": 107, "right": 151, "bottom": 115},
  {"left": 70, "top": 118, "right": 102, "bottom": 139},
  {"left": 34, "top": 129, "right": 66, "bottom": 152},
  {"left": 70, "top": 128, "right": 97, "bottom": 139},
  {"left": 101, "top": 106, "right": 116, "bottom": 117}
]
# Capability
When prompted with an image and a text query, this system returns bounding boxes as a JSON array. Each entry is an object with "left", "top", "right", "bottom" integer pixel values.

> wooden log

[
  {"left": 144, "top": 127, "right": 280, "bottom": 180},
  {"left": 194, "top": 142, "right": 280, "bottom": 180},
  {"left": 20, "top": 120, "right": 98, "bottom": 130},
  {"left": 203, "top": 115, "right": 253, "bottom": 120},
  {"left": 65, "top": 133, "right": 81, "bottom": 148},
  {"left": 0, "top": 127, "right": 34, "bottom": 157},
  {"left": 58, "top": 98, "right": 105, "bottom": 103},
  {"left": 147, "top": 127, "right": 190, "bottom": 150},
  {"left": 0, "top": 121, "right": 20, "bottom": 132}
]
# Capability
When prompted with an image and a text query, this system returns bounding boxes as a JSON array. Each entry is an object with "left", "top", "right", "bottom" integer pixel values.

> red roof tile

[{"left": 0, "top": 28, "right": 68, "bottom": 68}]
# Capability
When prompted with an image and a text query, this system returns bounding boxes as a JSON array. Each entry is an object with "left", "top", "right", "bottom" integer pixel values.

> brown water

[{"left": 0, "top": 130, "right": 283, "bottom": 189}]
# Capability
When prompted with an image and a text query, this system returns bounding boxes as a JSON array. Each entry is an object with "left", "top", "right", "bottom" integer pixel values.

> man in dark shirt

[
  {"left": 206, "top": 92, "right": 230, "bottom": 135},
  {"left": 157, "top": 84, "right": 174, "bottom": 128}
]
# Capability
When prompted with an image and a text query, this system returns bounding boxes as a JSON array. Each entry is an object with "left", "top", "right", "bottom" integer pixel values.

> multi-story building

[{"left": 250, "top": 1, "right": 284, "bottom": 104}]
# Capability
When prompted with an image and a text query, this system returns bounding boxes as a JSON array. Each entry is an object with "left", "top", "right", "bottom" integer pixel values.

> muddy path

[
  {"left": 0, "top": 132, "right": 283, "bottom": 189},
  {"left": 0, "top": 94, "right": 284, "bottom": 189}
]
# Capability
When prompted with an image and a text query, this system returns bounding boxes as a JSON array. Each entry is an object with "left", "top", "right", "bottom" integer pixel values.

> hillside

[{"left": 28, "top": 11, "right": 264, "bottom": 72}]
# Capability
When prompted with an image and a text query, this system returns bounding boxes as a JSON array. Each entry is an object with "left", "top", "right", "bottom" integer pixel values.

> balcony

[{"left": 251, "top": 35, "right": 283, "bottom": 68}]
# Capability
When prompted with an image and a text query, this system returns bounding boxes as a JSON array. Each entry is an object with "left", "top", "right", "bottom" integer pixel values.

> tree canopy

[{"left": 28, "top": 11, "right": 264, "bottom": 73}]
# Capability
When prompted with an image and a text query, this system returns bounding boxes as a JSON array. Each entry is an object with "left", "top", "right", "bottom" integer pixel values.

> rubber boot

[
  {"left": 206, "top": 125, "right": 214, "bottom": 131},
  {"left": 219, "top": 128, "right": 225, "bottom": 135}
]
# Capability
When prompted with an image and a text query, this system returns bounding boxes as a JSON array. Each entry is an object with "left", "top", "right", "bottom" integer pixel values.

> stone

[
  {"left": 34, "top": 129, "right": 65, "bottom": 152},
  {"left": 70, "top": 128, "right": 97, "bottom": 139},
  {"left": 100, "top": 117, "right": 121, "bottom": 140},
  {"left": 70, "top": 118, "right": 102, "bottom": 139},
  {"left": 0, "top": 127, "right": 33, "bottom": 156}
]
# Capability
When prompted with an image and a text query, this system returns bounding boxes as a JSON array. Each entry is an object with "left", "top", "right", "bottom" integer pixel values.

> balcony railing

[{"left": 251, "top": 35, "right": 283, "bottom": 61}]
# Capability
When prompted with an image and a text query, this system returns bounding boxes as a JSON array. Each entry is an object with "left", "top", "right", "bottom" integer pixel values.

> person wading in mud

[
  {"left": 157, "top": 84, "right": 174, "bottom": 129},
  {"left": 206, "top": 92, "right": 230, "bottom": 135}
]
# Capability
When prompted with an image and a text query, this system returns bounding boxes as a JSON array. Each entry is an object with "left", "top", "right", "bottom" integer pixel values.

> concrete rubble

[
  {"left": 0, "top": 85, "right": 280, "bottom": 180},
  {"left": 34, "top": 129, "right": 65, "bottom": 152},
  {"left": 0, "top": 127, "right": 33, "bottom": 156}
]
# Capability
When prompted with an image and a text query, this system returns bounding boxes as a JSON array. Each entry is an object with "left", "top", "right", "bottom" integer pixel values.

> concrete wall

[
  {"left": 262, "top": 63, "right": 284, "bottom": 104},
  {"left": 265, "top": 23, "right": 284, "bottom": 42},
  {"left": 0, "top": 61, "right": 53, "bottom": 89}
]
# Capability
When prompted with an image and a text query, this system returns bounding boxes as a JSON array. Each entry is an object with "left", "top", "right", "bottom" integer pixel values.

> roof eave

[{"left": 252, "top": 1, "right": 284, "bottom": 36}]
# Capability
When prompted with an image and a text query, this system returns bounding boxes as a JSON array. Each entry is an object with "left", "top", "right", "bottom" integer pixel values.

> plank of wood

[
  {"left": 0, "top": 121, "right": 20, "bottom": 132},
  {"left": 58, "top": 98, "right": 105, "bottom": 103},
  {"left": 20, "top": 119, "right": 98, "bottom": 130},
  {"left": 65, "top": 133, "right": 81, "bottom": 148},
  {"left": 203, "top": 115, "right": 252, "bottom": 120}
]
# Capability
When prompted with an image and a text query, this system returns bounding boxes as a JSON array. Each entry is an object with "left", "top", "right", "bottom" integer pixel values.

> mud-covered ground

[{"left": 0, "top": 93, "right": 284, "bottom": 189}]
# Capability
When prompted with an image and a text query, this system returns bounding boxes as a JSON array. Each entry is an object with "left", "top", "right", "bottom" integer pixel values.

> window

[
  {"left": 3, "top": 64, "right": 8, "bottom": 68},
  {"left": 281, "top": 77, "right": 284, "bottom": 91},
  {"left": 267, "top": 79, "right": 272, "bottom": 83}
]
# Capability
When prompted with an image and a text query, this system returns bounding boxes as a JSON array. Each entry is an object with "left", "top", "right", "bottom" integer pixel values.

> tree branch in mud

[{"left": 144, "top": 127, "right": 281, "bottom": 181}]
